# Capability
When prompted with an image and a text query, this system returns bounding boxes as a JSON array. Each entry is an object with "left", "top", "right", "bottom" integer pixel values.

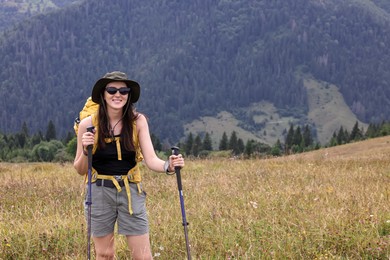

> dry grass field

[{"left": 1, "top": 136, "right": 390, "bottom": 259}]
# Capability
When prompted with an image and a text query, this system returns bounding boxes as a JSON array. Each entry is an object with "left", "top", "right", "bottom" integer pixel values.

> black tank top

[{"left": 92, "top": 136, "right": 137, "bottom": 175}]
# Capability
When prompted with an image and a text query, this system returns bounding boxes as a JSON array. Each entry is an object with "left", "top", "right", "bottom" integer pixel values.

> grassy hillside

[
  {"left": 303, "top": 77, "right": 368, "bottom": 144},
  {"left": 1, "top": 137, "right": 389, "bottom": 258},
  {"left": 286, "top": 134, "right": 390, "bottom": 160}
]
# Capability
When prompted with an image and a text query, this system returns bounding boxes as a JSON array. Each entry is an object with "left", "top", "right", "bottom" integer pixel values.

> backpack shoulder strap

[
  {"left": 133, "top": 119, "right": 143, "bottom": 162},
  {"left": 91, "top": 112, "right": 99, "bottom": 154}
]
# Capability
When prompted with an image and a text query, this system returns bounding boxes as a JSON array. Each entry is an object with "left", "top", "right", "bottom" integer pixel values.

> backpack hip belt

[{"left": 91, "top": 165, "right": 142, "bottom": 215}]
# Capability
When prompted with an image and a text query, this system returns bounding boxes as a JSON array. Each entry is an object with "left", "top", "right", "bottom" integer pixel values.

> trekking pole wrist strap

[
  {"left": 82, "top": 146, "right": 88, "bottom": 156},
  {"left": 164, "top": 160, "right": 175, "bottom": 175}
]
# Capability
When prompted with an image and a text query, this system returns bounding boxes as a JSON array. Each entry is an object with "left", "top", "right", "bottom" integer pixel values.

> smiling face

[{"left": 103, "top": 81, "right": 130, "bottom": 110}]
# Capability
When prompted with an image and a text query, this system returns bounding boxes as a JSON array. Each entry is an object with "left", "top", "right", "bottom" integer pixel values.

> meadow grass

[{"left": 1, "top": 140, "right": 390, "bottom": 259}]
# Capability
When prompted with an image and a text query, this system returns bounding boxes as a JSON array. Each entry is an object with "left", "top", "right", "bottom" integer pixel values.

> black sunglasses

[{"left": 105, "top": 87, "right": 131, "bottom": 95}]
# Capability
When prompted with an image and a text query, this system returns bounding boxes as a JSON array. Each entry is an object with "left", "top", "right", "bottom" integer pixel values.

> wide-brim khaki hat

[{"left": 91, "top": 71, "right": 140, "bottom": 104}]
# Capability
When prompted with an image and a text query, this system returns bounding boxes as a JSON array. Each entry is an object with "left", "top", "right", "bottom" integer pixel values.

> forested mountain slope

[
  {"left": 0, "top": 0, "right": 81, "bottom": 32},
  {"left": 0, "top": 0, "right": 389, "bottom": 144}
]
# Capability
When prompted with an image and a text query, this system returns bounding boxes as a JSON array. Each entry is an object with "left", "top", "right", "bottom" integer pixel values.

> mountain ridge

[{"left": 0, "top": 0, "right": 389, "bottom": 145}]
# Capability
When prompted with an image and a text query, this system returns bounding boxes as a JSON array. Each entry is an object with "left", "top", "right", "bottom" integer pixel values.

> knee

[{"left": 95, "top": 248, "right": 115, "bottom": 260}]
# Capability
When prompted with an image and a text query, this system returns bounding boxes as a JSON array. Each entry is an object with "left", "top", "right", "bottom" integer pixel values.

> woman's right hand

[{"left": 82, "top": 130, "right": 95, "bottom": 151}]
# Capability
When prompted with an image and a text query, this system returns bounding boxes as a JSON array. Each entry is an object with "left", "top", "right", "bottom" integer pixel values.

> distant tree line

[
  {"left": 178, "top": 131, "right": 275, "bottom": 158},
  {"left": 0, "top": 120, "right": 74, "bottom": 162},
  {"left": 180, "top": 121, "right": 390, "bottom": 158},
  {"left": 1, "top": 120, "right": 390, "bottom": 162},
  {"left": 328, "top": 121, "right": 390, "bottom": 146}
]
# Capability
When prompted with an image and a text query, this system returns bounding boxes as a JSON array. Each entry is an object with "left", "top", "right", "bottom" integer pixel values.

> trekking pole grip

[
  {"left": 171, "top": 146, "right": 182, "bottom": 190},
  {"left": 86, "top": 126, "right": 94, "bottom": 180},
  {"left": 86, "top": 126, "right": 95, "bottom": 151}
]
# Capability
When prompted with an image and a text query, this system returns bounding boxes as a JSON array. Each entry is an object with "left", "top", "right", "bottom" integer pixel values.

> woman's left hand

[{"left": 169, "top": 154, "right": 185, "bottom": 171}]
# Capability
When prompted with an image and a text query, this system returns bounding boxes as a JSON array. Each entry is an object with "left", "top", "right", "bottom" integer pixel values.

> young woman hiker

[{"left": 74, "top": 71, "right": 185, "bottom": 260}]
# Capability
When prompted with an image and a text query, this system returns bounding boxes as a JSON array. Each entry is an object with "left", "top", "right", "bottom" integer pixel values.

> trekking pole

[
  {"left": 171, "top": 146, "right": 192, "bottom": 260},
  {"left": 86, "top": 126, "right": 94, "bottom": 260}
]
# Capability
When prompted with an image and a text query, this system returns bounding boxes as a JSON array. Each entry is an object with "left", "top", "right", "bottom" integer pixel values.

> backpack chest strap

[{"left": 104, "top": 137, "right": 122, "bottom": 160}]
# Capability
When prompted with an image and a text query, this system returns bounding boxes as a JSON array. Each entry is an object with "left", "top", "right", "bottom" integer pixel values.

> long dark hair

[{"left": 97, "top": 93, "right": 137, "bottom": 152}]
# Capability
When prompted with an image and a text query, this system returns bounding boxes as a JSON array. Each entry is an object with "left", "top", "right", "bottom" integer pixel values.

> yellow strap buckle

[{"left": 95, "top": 174, "right": 139, "bottom": 215}]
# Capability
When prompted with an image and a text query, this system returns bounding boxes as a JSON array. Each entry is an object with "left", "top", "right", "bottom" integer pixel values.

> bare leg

[
  {"left": 126, "top": 233, "right": 153, "bottom": 260},
  {"left": 93, "top": 233, "right": 115, "bottom": 260}
]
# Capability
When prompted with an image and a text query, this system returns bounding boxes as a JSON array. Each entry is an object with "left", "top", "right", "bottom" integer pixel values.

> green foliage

[
  {"left": 271, "top": 139, "right": 282, "bottom": 156},
  {"left": 53, "top": 148, "right": 73, "bottom": 162},
  {"left": 32, "top": 140, "right": 64, "bottom": 162},
  {"left": 380, "top": 123, "right": 390, "bottom": 136},
  {"left": 45, "top": 120, "right": 57, "bottom": 141},
  {"left": 285, "top": 124, "right": 315, "bottom": 154},
  {"left": 350, "top": 121, "right": 363, "bottom": 142},
  {"left": 66, "top": 136, "right": 77, "bottom": 157},
  {"left": 328, "top": 120, "right": 390, "bottom": 147},
  {"left": 192, "top": 135, "right": 202, "bottom": 157},
  {"left": 219, "top": 132, "right": 228, "bottom": 151},
  {"left": 184, "top": 132, "right": 194, "bottom": 156},
  {"left": 202, "top": 133, "right": 213, "bottom": 151}
]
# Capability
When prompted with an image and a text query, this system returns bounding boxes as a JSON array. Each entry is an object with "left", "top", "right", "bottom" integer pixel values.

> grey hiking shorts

[{"left": 84, "top": 181, "right": 149, "bottom": 237}]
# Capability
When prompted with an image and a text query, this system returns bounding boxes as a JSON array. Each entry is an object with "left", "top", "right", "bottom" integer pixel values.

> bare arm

[
  {"left": 136, "top": 114, "right": 184, "bottom": 172},
  {"left": 73, "top": 116, "right": 94, "bottom": 175}
]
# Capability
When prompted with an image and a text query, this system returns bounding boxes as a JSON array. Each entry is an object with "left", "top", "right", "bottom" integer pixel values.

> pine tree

[
  {"left": 244, "top": 139, "right": 254, "bottom": 157},
  {"left": 329, "top": 132, "right": 338, "bottom": 147},
  {"left": 285, "top": 125, "right": 294, "bottom": 152},
  {"left": 344, "top": 128, "right": 350, "bottom": 143},
  {"left": 237, "top": 138, "right": 245, "bottom": 154},
  {"left": 350, "top": 121, "right": 363, "bottom": 141},
  {"left": 14, "top": 132, "right": 26, "bottom": 148},
  {"left": 30, "top": 131, "right": 43, "bottom": 146},
  {"left": 380, "top": 122, "right": 390, "bottom": 136},
  {"left": 228, "top": 131, "right": 238, "bottom": 154},
  {"left": 365, "top": 123, "right": 378, "bottom": 138},
  {"left": 302, "top": 125, "right": 313, "bottom": 148},
  {"left": 193, "top": 135, "right": 202, "bottom": 157},
  {"left": 21, "top": 122, "right": 29, "bottom": 137},
  {"left": 185, "top": 132, "right": 194, "bottom": 156},
  {"left": 219, "top": 132, "right": 228, "bottom": 150},
  {"left": 202, "top": 132, "right": 213, "bottom": 151},
  {"left": 336, "top": 126, "right": 345, "bottom": 145},
  {"left": 292, "top": 126, "right": 302, "bottom": 147},
  {"left": 45, "top": 120, "right": 57, "bottom": 141},
  {"left": 271, "top": 139, "right": 282, "bottom": 156}
]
